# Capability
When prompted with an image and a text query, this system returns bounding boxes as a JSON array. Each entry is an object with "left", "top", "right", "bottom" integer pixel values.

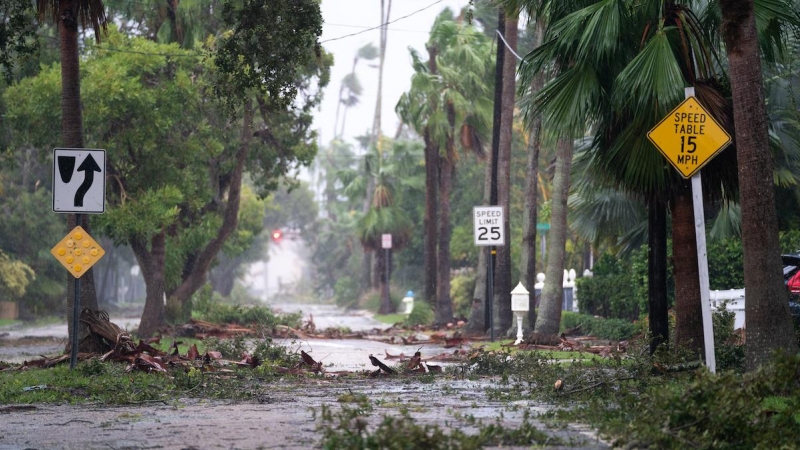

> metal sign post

[
  {"left": 71, "top": 215, "right": 81, "bottom": 370},
  {"left": 474, "top": 206, "right": 505, "bottom": 341},
  {"left": 381, "top": 234, "right": 392, "bottom": 313},
  {"left": 52, "top": 148, "right": 107, "bottom": 369}
]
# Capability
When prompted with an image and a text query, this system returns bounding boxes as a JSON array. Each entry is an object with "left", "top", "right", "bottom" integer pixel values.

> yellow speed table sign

[{"left": 647, "top": 96, "right": 732, "bottom": 178}]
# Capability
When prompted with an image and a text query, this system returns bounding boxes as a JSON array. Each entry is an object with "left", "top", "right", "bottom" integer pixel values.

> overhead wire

[{"left": 319, "top": 0, "right": 446, "bottom": 44}]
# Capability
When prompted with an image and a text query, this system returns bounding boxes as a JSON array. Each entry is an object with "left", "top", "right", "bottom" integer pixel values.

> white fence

[
  {"left": 710, "top": 288, "right": 746, "bottom": 329},
  {"left": 533, "top": 269, "right": 579, "bottom": 312}
]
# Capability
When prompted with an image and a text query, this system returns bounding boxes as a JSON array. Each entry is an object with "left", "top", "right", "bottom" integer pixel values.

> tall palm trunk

[
  {"left": 520, "top": 19, "right": 545, "bottom": 329},
  {"left": 534, "top": 137, "right": 573, "bottom": 335},
  {"left": 422, "top": 43, "right": 440, "bottom": 308},
  {"left": 493, "top": 13, "right": 517, "bottom": 335},
  {"left": 435, "top": 142, "right": 454, "bottom": 324},
  {"left": 60, "top": 0, "right": 99, "bottom": 345},
  {"left": 720, "top": 0, "right": 797, "bottom": 370},
  {"left": 671, "top": 180, "right": 704, "bottom": 357},
  {"left": 422, "top": 127, "right": 439, "bottom": 308},
  {"left": 648, "top": 193, "right": 669, "bottom": 354}
]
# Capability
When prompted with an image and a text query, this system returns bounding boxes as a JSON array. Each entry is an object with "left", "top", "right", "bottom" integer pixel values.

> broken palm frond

[
  {"left": 517, "top": 333, "right": 628, "bottom": 358},
  {"left": 187, "top": 344, "right": 200, "bottom": 360},
  {"left": 176, "top": 319, "right": 256, "bottom": 339},
  {"left": 78, "top": 308, "right": 134, "bottom": 354},
  {"left": 238, "top": 352, "right": 261, "bottom": 368},
  {"left": 368, "top": 354, "right": 395, "bottom": 375},
  {"left": 126, "top": 354, "right": 168, "bottom": 373},
  {"left": 384, "top": 350, "right": 408, "bottom": 361},
  {"left": 406, "top": 351, "right": 422, "bottom": 371},
  {"left": 424, "top": 363, "right": 443, "bottom": 373},
  {"left": 302, "top": 313, "right": 316, "bottom": 333},
  {"left": 298, "top": 350, "right": 324, "bottom": 373}
]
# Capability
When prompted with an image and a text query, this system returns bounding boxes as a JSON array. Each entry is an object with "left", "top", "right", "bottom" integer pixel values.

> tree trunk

[
  {"left": 493, "top": 13, "right": 517, "bottom": 336},
  {"left": 133, "top": 233, "right": 167, "bottom": 338},
  {"left": 435, "top": 150, "right": 454, "bottom": 324},
  {"left": 520, "top": 19, "right": 545, "bottom": 330},
  {"left": 671, "top": 179, "right": 704, "bottom": 358},
  {"left": 648, "top": 193, "right": 669, "bottom": 354},
  {"left": 60, "top": 1, "right": 98, "bottom": 347},
  {"left": 534, "top": 137, "right": 573, "bottom": 336},
  {"left": 720, "top": 0, "right": 797, "bottom": 370},
  {"left": 422, "top": 131, "right": 439, "bottom": 308},
  {"left": 167, "top": 98, "right": 252, "bottom": 321},
  {"left": 377, "top": 247, "right": 394, "bottom": 314}
]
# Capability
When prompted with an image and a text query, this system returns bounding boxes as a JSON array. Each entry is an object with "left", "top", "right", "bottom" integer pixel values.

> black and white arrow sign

[{"left": 52, "top": 148, "right": 106, "bottom": 214}]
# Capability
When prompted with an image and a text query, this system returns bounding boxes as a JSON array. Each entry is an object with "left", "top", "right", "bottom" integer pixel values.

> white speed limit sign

[{"left": 473, "top": 206, "right": 505, "bottom": 246}]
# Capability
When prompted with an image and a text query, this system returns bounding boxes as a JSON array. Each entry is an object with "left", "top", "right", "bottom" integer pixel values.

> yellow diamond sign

[
  {"left": 647, "top": 96, "right": 732, "bottom": 178},
  {"left": 51, "top": 226, "right": 105, "bottom": 278}
]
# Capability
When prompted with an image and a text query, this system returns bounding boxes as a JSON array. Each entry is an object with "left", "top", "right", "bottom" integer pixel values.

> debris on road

[
  {"left": 519, "top": 332, "right": 628, "bottom": 357},
  {"left": 1, "top": 309, "right": 462, "bottom": 378}
]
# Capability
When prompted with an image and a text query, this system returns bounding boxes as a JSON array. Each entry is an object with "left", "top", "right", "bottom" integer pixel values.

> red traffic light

[{"left": 271, "top": 229, "right": 283, "bottom": 242}]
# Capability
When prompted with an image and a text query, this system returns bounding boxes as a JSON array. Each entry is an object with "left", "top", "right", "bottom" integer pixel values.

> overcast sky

[{"left": 316, "top": 0, "right": 471, "bottom": 146}]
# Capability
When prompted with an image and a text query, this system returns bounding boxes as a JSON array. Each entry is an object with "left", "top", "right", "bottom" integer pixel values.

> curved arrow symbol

[{"left": 75, "top": 154, "right": 101, "bottom": 207}]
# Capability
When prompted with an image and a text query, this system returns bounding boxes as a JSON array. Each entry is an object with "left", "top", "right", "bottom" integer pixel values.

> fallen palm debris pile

[
  {"left": 519, "top": 332, "right": 628, "bottom": 357},
  {"left": 0, "top": 309, "right": 470, "bottom": 376}
]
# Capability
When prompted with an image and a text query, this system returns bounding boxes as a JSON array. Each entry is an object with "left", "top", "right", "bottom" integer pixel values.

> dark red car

[{"left": 783, "top": 253, "right": 800, "bottom": 301}]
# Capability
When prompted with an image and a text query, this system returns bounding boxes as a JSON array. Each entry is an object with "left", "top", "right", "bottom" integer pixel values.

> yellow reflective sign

[
  {"left": 647, "top": 96, "right": 732, "bottom": 178},
  {"left": 51, "top": 226, "right": 105, "bottom": 278}
]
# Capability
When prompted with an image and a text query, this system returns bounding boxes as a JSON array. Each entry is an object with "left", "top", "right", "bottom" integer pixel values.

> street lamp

[{"left": 511, "top": 282, "right": 529, "bottom": 345}]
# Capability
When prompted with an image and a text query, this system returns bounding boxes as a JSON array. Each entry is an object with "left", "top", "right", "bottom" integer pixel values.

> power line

[
  {"left": 320, "top": 0, "right": 446, "bottom": 44},
  {"left": 325, "top": 23, "right": 430, "bottom": 34}
]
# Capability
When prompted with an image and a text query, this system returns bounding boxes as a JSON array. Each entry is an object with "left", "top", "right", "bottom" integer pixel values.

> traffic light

[{"left": 270, "top": 229, "right": 283, "bottom": 243}]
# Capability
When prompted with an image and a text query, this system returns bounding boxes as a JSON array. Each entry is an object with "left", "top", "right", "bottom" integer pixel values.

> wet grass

[
  {"left": 0, "top": 319, "right": 20, "bottom": 328},
  {"left": 372, "top": 313, "right": 405, "bottom": 325}
]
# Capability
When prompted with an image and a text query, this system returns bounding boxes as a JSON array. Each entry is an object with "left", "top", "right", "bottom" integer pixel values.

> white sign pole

[{"left": 686, "top": 87, "right": 716, "bottom": 373}]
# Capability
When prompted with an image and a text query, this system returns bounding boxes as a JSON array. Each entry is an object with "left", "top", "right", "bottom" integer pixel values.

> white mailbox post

[{"left": 510, "top": 282, "right": 530, "bottom": 345}]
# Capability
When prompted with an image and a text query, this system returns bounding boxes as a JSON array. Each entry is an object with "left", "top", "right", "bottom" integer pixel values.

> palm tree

[
  {"left": 492, "top": 10, "right": 519, "bottom": 336},
  {"left": 396, "top": 11, "right": 494, "bottom": 324},
  {"left": 719, "top": 0, "right": 798, "bottom": 369},
  {"left": 36, "top": 0, "right": 107, "bottom": 349},
  {"left": 506, "top": 0, "right": 756, "bottom": 349},
  {"left": 339, "top": 138, "right": 420, "bottom": 314},
  {"left": 333, "top": 43, "right": 378, "bottom": 139},
  {"left": 534, "top": 137, "right": 574, "bottom": 334},
  {"left": 510, "top": 0, "right": 798, "bottom": 354}
]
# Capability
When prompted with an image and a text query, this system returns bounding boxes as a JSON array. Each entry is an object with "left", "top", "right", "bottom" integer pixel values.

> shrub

[
  {"left": 712, "top": 305, "right": 745, "bottom": 373},
  {"left": 193, "top": 285, "right": 301, "bottom": 329},
  {"left": 779, "top": 230, "right": 800, "bottom": 253},
  {"left": 450, "top": 270, "right": 475, "bottom": 319},
  {"left": 406, "top": 300, "right": 434, "bottom": 326},
  {"left": 576, "top": 250, "right": 646, "bottom": 321},
  {"left": 707, "top": 236, "right": 744, "bottom": 289},
  {"left": 560, "top": 311, "right": 637, "bottom": 341},
  {"left": 359, "top": 288, "right": 401, "bottom": 313}
]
